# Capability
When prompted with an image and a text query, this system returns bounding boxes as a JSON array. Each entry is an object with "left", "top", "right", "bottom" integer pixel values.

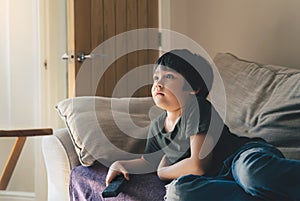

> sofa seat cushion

[
  {"left": 213, "top": 53, "right": 300, "bottom": 159},
  {"left": 69, "top": 163, "right": 166, "bottom": 201}
]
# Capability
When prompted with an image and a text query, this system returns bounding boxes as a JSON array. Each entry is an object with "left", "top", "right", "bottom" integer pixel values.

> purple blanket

[{"left": 69, "top": 163, "right": 166, "bottom": 201}]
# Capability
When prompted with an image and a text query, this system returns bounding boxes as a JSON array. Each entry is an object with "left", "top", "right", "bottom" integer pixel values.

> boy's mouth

[{"left": 155, "top": 91, "right": 165, "bottom": 96}]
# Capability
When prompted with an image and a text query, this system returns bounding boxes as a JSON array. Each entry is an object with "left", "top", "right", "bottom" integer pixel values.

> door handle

[
  {"left": 62, "top": 52, "right": 105, "bottom": 62},
  {"left": 77, "top": 52, "right": 92, "bottom": 62}
]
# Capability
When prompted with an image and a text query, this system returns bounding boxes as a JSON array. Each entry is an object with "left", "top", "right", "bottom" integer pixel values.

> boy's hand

[{"left": 106, "top": 161, "right": 130, "bottom": 186}]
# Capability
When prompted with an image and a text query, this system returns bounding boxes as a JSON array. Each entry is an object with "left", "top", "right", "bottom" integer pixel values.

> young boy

[{"left": 106, "top": 49, "right": 300, "bottom": 200}]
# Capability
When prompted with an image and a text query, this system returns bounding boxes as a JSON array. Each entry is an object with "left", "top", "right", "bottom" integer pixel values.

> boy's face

[{"left": 151, "top": 65, "right": 192, "bottom": 112}]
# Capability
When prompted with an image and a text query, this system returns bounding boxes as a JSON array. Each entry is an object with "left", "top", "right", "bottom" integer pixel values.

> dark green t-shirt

[{"left": 143, "top": 97, "right": 256, "bottom": 174}]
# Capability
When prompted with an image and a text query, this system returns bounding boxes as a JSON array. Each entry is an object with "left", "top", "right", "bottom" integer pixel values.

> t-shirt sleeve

[{"left": 185, "top": 98, "right": 212, "bottom": 137}]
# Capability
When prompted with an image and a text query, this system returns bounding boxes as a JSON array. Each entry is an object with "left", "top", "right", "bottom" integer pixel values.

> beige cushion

[
  {"left": 56, "top": 96, "right": 162, "bottom": 166},
  {"left": 213, "top": 53, "right": 300, "bottom": 159}
]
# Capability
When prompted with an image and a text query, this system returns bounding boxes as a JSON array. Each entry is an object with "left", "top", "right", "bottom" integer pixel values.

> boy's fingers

[
  {"left": 106, "top": 171, "right": 129, "bottom": 186},
  {"left": 123, "top": 172, "right": 130, "bottom": 181},
  {"left": 105, "top": 172, "right": 117, "bottom": 186},
  {"left": 105, "top": 175, "right": 113, "bottom": 186}
]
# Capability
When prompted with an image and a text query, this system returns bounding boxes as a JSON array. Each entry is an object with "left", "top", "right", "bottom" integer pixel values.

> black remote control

[{"left": 102, "top": 175, "right": 126, "bottom": 198}]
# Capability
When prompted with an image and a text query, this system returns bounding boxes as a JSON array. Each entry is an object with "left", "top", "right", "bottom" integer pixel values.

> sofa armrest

[{"left": 42, "top": 128, "right": 80, "bottom": 201}]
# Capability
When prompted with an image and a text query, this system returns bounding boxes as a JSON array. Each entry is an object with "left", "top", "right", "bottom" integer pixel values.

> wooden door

[{"left": 67, "top": 0, "right": 159, "bottom": 97}]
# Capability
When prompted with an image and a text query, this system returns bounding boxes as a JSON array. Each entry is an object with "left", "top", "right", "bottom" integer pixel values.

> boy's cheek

[{"left": 150, "top": 89, "right": 155, "bottom": 97}]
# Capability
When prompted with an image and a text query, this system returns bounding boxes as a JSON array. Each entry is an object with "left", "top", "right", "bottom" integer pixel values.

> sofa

[{"left": 42, "top": 52, "right": 300, "bottom": 201}]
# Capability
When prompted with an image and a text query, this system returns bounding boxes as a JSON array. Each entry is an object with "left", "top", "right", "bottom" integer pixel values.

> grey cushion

[
  {"left": 213, "top": 53, "right": 300, "bottom": 159},
  {"left": 56, "top": 96, "right": 162, "bottom": 166}
]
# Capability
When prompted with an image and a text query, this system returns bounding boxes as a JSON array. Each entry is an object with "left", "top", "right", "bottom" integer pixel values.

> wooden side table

[{"left": 0, "top": 128, "right": 53, "bottom": 190}]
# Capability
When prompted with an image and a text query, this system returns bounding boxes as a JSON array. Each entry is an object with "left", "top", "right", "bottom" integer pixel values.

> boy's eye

[
  {"left": 166, "top": 74, "right": 175, "bottom": 79},
  {"left": 153, "top": 76, "right": 159, "bottom": 81}
]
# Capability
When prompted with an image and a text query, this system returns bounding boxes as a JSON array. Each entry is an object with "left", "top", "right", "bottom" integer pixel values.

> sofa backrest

[
  {"left": 57, "top": 52, "right": 300, "bottom": 166},
  {"left": 213, "top": 53, "right": 300, "bottom": 159}
]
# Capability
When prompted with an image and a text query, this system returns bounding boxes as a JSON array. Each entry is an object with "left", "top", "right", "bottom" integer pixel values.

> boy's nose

[{"left": 155, "top": 79, "right": 164, "bottom": 88}]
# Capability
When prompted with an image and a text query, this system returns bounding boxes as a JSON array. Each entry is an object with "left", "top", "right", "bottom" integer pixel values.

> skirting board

[{"left": 0, "top": 191, "right": 35, "bottom": 201}]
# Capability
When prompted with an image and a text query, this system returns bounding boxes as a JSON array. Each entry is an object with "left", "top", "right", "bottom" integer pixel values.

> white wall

[
  {"left": 0, "top": 0, "right": 67, "bottom": 200},
  {"left": 167, "top": 0, "right": 300, "bottom": 69},
  {"left": 0, "top": 0, "right": 10, "bottom": 128},
  {"left": 0, "top": 0, "right": 40, "bottom": 196}
]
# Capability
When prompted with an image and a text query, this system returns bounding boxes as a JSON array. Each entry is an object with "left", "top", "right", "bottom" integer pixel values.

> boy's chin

[{"left": 153, "top": 100, "right": 167, "bottom": 110}]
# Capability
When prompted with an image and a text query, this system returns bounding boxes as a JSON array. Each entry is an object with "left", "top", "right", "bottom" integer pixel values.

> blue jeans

[{"left": 165, "top": 142, "right": 300, "bottom": 201}]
